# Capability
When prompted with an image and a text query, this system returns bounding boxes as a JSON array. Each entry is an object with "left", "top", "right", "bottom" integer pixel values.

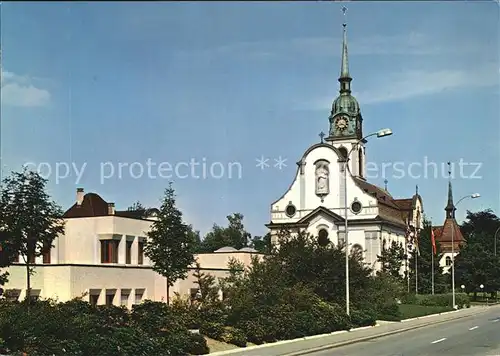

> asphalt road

[{"left": 311, "top": 308, "right": 500, "bottom": 356}]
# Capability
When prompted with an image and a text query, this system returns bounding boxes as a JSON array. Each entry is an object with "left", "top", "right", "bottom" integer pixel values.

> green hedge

[
  {"left": 405, "top": 293, "right": 471, "bottom": 309},
  {"left": 0, "top": 299, "right": 209, "bottom": 356}
]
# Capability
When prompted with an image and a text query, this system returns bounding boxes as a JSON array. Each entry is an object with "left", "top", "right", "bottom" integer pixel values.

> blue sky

[{"left": 1, "top": 2, "right": 499, "bottom": 236}]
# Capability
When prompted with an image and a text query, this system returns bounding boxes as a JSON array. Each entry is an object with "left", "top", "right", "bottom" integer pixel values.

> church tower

[{"left": 325, "top": 8, "right": 365, "bottom": 178}]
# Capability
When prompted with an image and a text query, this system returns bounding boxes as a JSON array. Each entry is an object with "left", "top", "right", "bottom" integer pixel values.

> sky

[{"left": 1, "top": 2, "right": 499, "bottom": 237}]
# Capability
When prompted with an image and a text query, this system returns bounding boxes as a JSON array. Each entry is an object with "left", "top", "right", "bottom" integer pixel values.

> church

[{"left": 266, "top": 15, "right": 423, "bottom": 271}]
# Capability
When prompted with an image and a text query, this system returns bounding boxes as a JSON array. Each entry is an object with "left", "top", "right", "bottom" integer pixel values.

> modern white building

[
  {"left": 1, "top": 188, "right": 262, "bottom": 306},
  {"left": 266, "top": 20, "right": 424, "bottom": 271}
]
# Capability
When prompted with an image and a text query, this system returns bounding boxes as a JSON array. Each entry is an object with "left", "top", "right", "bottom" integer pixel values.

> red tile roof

[
  {"left": 352, "top": 178, "right": 418, "bottom": 228},
  {"left": 63, "top": 193, "right": 109, "bottom": 218},
  {"left": 434, "top": 218, "right": 464, "bottom": 252}
]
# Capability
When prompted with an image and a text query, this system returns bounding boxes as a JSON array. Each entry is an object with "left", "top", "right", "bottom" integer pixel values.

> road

[{"left": 310, "top": 308, "right": 500, "bottom": 356}]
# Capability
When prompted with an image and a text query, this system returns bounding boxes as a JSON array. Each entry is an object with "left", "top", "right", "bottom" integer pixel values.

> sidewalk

[{"left": 210, "top": 306, "right": 491, "bottom": 356}]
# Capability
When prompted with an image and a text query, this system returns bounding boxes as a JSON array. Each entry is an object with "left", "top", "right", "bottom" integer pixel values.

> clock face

[{"left": 335, "top": 117, "right": 348, "bottom": 131}]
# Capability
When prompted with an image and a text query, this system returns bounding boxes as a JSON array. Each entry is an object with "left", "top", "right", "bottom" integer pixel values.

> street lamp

[
  {"left": 451, "top": 193, "right": 481, "bottom": 309},
  {"left": 343, "top": 128, "right": 392, "bottom": 316}
]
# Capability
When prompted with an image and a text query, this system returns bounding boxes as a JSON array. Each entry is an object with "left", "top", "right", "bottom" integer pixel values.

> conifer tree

[{"left": 144, "top": 183, "right": 196, "bottom": 304}]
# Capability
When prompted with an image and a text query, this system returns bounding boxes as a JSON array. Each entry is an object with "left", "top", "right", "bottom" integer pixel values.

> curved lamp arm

[{"left": 345, "top": 129, "right": 392, "bottom": 161}]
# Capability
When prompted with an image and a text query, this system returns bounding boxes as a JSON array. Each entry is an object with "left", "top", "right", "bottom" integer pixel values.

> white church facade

[{"left": 266, "top": 19, "right": 423, "bottom": 271}]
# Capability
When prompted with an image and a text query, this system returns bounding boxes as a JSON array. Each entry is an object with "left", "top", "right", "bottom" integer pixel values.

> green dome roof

[{"left": 331, "top": 94, "right": 360, "bottom": 117}]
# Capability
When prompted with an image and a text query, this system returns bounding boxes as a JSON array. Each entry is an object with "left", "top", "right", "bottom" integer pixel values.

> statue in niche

[{"left": 315, "top": 161, "right": 330, "bottom": 196}]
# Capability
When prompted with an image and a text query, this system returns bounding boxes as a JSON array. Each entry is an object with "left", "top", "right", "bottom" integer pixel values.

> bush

[
  {"left": 377, "top": 303, "right": 402, "bottom": 321},
  {"left": 413, "top": 293, "right": 470, "bottom": 309},
  {"left": 200, "top": 322, "right": 225, "bottom": 340},
  {"left": 350, "top": 308, "right": 377, "bottom": 327},
  {"left": 0, "top": 298, "right": 209, "bottom": 356},
  {"left": 238, "top": 318, "right": 271, "bottom": 345},
  {"left": 188, "top": 333, "right": 210, "bottom": 355},
  {"left": 220, "top": 326, "right": 247, "bottom": 347}
]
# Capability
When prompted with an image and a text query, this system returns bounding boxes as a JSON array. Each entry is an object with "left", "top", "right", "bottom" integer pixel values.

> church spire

[
  {"left": 445, "top": 181, "right": 456, "bottom": 219},
  {"left": 445, "top": 162, "right": 456, "bottom": 219},
  {"left": 339, "top": 6, "right": 352, "bottom": 95}
]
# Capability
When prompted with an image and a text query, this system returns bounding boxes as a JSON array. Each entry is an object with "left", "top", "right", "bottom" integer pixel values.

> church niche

[{"left": 315, "top": 160, "right": 330, "bottom": 201}]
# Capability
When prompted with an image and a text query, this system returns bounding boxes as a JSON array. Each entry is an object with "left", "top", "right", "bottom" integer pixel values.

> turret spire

[
  {"left": 445, "top": 162, "right": 456, "bottom": 219},
  {"left": 339, "top": 6, "right": 352, "bottom": 95}
]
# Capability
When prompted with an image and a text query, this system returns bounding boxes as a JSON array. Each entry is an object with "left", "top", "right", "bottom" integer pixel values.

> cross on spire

[
  {"left": 319, "top": 131, "right": 326, "bottom": 143},
  {"left": 342, "top": 5, "right": 348, "bottom": 26}
]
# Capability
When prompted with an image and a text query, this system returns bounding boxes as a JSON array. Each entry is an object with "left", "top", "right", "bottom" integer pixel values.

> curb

[
  {"left": 282, "top": 310, "right": 485, "bottom": 356},
  {"left": 208, "top": 307, "right": 486, "bottom": 356}
]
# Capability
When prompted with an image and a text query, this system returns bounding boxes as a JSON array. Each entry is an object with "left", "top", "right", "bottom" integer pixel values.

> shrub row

[
  {"left": 401, "top": 293, "right": 470, "bottom": 309},
  {"left": 0, "top": 299, "right": 209, "bottom": 356}
]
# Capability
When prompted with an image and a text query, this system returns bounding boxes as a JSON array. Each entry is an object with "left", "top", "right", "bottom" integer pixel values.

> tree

[
  {"left": 377, "top": 240, "right": 406, "bottom": 279},
  {"left": 187, "top": 225, "right": 202, "bottom": 253},
  {"left": 454, "top": 210, "right": 500, "bottom": 298},
  {"left": 192, "top": 262, "right": 220, "bottom": 304},
  {"left": 408, "top": 218, "right": 447, "bottom": 294},
  {"left": 199, "top": 213, "right": 251, "bottom": 252},
  {"left": 267, "top": 229, "right": 373, "bottom": 307},
  {"left": 1, "top": 230, "right": 16, "bottom": 286},
  {"left": 144, "top": 183, "right": 196, "bottom": 304},
  {"left": 127, "top": 201, "right": 148, "bottom": 218},
  {"left": 0, "top": 169, "right": 65, "bottom": 304},
  {"left": 250, "top": 233, "right": 272, "bottom": 254}
]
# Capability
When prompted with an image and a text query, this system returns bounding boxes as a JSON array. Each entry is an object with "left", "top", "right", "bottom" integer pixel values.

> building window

[
  {"left": 42, "top": 242, "right": 51, "bottom": 264},
  {"left": 445, "top": 256, "right": 452, "bottom": 266},
  {"left": 138, "top": 241, "right": 144, "bottom": 265},
  {"left": 120, "top": 290, "right": 130, "bottom": 307},
  {"left": 105, "top": 291, "right": 115, "bottom": 306},
  {"left": 101, "top": 240, "right": 119, "bottom": 264},
  {"left": 339, "top": 147, "right": 348, "bottom": 160},
  {"left": 134, "top": 289, "right": 144, "bottom": 305},
  {"left": 126, "top": 240, "right": 132, "bottom": 264},
  {"left": 4, "top": 289, "right": 21, "bottom": 302},
  {"left": 351, "top": 200, "right": 362, "bottom": 214},
  {"left": 358, "top": 147, "right": 363, "bottom": 176},
  {"left": 338, "top": 231, "right": 346, "bottom": 245},
  {"left": 89, "top": 294, "right": 99, "bottom": 307},
  {"left": 285, "top": 204, "right": 297, "bottom": 217},
  {"left": 318, "top": 229, "right": 329, "bottom": 246}
]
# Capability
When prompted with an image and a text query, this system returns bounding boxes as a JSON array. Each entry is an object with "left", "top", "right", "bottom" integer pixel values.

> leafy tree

[
  {"left": 0, "top": 169, "right": 65, "bottom": 304},
  {"left": 455, "top": 210, "right": 500, "bottom": 298},
  {"left": 408, "top": 218, "right": 447, "bottom": 294},
  {"left": 187, "top": 225, "right": 202, "bottom": 253},
  {"left": 144, "top": 183, "right": 196, "bottom": 304},
  {"left": 250, "top": 233, "right": 272, "bottom": 254},
  {"left": 192, "top": 261, "right": 220, "bottom": 304},
  {"left": 199, "top": 213, "right": 251, "bottom": 252},
  {"left": 127, "top": 200, "right": 146, "bottom": 212},
  {"left": 266, "top": 229, "right": 373, "bottom": 307},
  {"left": 0, "top": 230, "right": 16, "bottom": 286},
  {"left": 377, "top": 240, "right": 406, "bottom": 279},
  {"left": 127, "top": 201, "right": 148, "bottom": 219}
]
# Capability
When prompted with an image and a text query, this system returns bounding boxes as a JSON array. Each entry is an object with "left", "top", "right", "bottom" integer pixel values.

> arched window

[
  {"left": 358, "top": 147, "right": 363, "bottom": 176},
  {"left": 445, "top": 256, "right": 452, "bottom": 266},
  {"left": 318, "top": 229, "right": 329, "bottom": 247},
  {"left": 338, "top": 147, "right": 348, "bottom": 161}
]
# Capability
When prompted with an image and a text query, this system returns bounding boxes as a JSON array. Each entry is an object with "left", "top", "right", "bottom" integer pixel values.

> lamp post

[
  {"left": 451, "top": 193, "right": 481, "bottom": 309},
  {"left": 494, "top": 226, "right": 500, "bottom": 257},
  {"left": 343, "top": 128, "right": 392, "bottom": 316}
]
